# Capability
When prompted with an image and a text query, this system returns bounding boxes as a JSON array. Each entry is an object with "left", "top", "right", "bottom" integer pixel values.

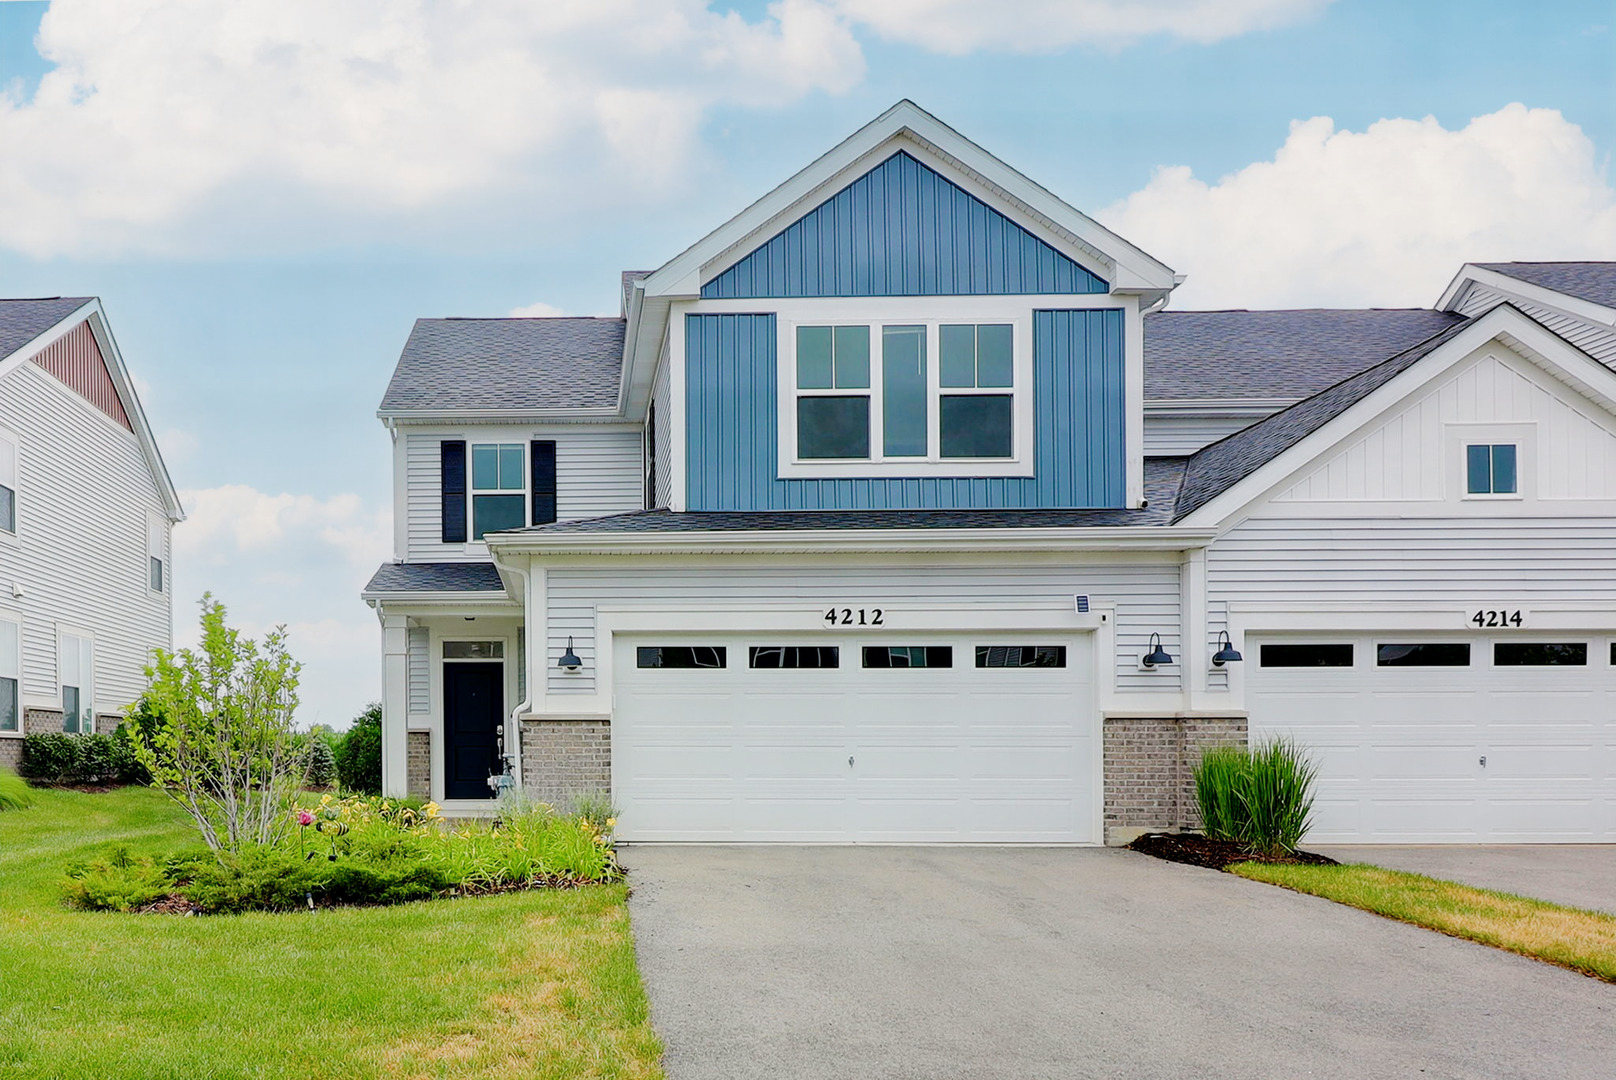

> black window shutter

[
  {"left": 531, "top": 440, "right": 557, "bottom": 525},
  {"left": 441, "top": 441, "right": 467, "bottom": 543},
  {"left": 644, "top": 404, "right": 657, "bottom": 509}
]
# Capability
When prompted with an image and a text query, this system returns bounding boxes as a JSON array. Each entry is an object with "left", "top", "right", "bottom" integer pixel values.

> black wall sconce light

[
  {"left": 1211, "top": 630, "right": 1243, "bottom": 667},
  {"left": 558, "top": 636, "right": 582, "bottom": 672},
  {"left": 1140, "top": 632, "right": 1173, "bottom": 669}
]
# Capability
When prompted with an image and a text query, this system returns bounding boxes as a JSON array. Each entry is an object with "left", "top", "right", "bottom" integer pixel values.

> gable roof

[
  {"left": 0, "top": 298, "right": 94, "bottom": 363},
  {"left": 1144, "top": 308, "right": 1464, "bottom": 402},
  {"left": 1474, "top": 262, "right": 1616, "bottom": 310},
  {"left": 1172, "top": 317, "right": 1475, "bottom": 521},
  {"left": 378, "top": 317, "right": 626, "bottom": 418}
]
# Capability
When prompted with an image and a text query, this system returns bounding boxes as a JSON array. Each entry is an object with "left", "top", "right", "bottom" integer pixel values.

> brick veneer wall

[
  {"left": 94, "top": 713, "right": 122, "bottom": 735},
  {"left": 406, "top": 731, "right": 430, "bottom": 799},
  {"left": 0, "top": 737, "right": 19, "bottom": 772},
  {"left": 24, "top": 707, "right": 65, "bottom": 734},
  {"left": 520, "top": 719, "right": 610, "bottom": 812},
  {"left": 1103, "top": 713, "right": 1247, "bottom": 846}
]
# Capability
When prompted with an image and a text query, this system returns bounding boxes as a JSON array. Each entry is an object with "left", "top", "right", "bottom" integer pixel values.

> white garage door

[
  {"left": 612, "top": 633, "right": 1096, "bottom": 843},
  {"left": 1248, "top": 634, "right": 1616, "bottom": 843}
]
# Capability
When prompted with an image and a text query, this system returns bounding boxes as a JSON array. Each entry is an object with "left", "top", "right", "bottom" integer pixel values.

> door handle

[{"left": 848, "top": 756, "right": 854, "bottom": 767}]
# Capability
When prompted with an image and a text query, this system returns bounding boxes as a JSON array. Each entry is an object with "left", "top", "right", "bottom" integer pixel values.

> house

[
  {"left": 364, "top": 101, "right": 1616, "bottom": 845},
  {"left": 0, "top": 298, "right": 184, "bottom": 770}
]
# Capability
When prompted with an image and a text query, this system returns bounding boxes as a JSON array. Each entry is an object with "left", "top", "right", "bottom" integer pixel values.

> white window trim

[
  {"left": 0, "top": 608, "right": 21, "bottom": 737},
  {"left": 57, "top": 625, "right": 95, "bottom": 734},
  {"left": 1446, "top": 421, "right": 1534, "bottom": 504},
  {"left": 776, "top": 300, "right": 1037, "bottom": 480},
  {"left": 468, "top": 442, "right": 528, "bottom": 541},
  {"left": 0, "top": 426, "right": 18, "bottom": 545}
]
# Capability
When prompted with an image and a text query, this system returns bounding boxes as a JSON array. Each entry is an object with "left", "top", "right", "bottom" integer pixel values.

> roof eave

[
  {"left": 1438, "top": 264, "right": 1616, "bottom": 326},
  {"left": 375, "top": 406, "right": 626, "bottom": 424}
]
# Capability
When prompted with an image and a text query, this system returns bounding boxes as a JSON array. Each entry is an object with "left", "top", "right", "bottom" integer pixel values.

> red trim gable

[{"left": 30, "top": 322, "right": 132, "bottom": 431}]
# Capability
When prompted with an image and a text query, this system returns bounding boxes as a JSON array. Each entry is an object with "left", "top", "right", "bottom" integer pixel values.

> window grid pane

[
  {"left": 833, "top": 326, "right": 870, "bottom": 389},
  {"left": 472, "top": 444, "right": 499, "bottom": 490},
  {"left": 940, "top": 395, "right": 1013, "bottom": 458},
  {"left": 150, "top": 556, "right": 163, "bottom": 592},
  {"left": 798, "top": 397, "right": 870, "bottom": 459},
  {"left": 1491, "top": 444, "right": 1517, "bottom": 494},
  {"left": 882, "top": 326, "right": 927, "bottom": 457},
  {"left": 939, "top": 324, "right": 976, "bottom": 388},
  {"left": 472, "top": 494, "right": 525, "bottom": 539},
  {"left": 796, "top": 326, "right": 833, "bottom": 389},
  {"left": 976, "top": 324, "right": 1013, "bottom": 387}
]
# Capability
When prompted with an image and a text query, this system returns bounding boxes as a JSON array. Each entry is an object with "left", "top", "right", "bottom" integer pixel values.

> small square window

[{"left": 1466, "top": 444, "right": 1517, "bottom": 495}]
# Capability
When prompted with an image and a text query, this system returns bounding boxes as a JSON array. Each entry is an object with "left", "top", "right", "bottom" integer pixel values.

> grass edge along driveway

[
  {"left": 0, "top": 785, "right": 663, "bottom": 1080},
  {"left": 1233, "top": 861, "right": 1616, "bottom": 983}
]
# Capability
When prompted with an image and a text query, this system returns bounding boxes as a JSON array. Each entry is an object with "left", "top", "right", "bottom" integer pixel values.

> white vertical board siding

[
  {"left": 403, "top": 426, "right": 645, "bottom": 560},
  {"left": 407, "top": 626, "right": 429, "bottom": 714},
  {"left": 1144, "top": 414, "right": 1262, "bottom": 455},
  {"left": 1273, "top": 347, "right": 1616, "bottom": 503},
  {"left": 1455, "top": 283, "right": 1616, "bottom": 366},
  {"left": 545, "top": 561, "right": 1180, "bottom": 696},
  {"left": 1210, "top": 516, "right": 1616, "bottom": 611},
  {"left": 0, "top": 364, "right": 171, "bottom": 712},
  {"left": 651, "top": 356, "right": 672, "bottom": 509}
]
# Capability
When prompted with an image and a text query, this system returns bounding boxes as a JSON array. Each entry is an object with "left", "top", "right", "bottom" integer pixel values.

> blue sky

[{"left": 0, "top": 0, "right": 1611, "bottom": 726}]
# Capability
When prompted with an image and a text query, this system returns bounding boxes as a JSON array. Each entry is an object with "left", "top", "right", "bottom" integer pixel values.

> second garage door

[
  {"left": 1249, "top": 634, "right": 1616, "bottom": 842},
  {"left": 611, "top": 632, "right": 1097, "bottom": 843}
]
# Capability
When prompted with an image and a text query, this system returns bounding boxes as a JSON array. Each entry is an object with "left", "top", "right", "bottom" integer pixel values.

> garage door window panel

[
  {"left": 1259, "top": 644, "right": 1354, "bottom": 668},
  {"left": 1494, "top": 642, "right": 1587, "bottom": 666},
  {"left": 749, "top": 646, "right": 839, "bottom": 669},
  {"left": 863, "top": 646, "right": 952, "bottom": 669},
  {"left": 976, "top": 645, "right": 1066, "bottom": 668},
  {"left": 1377, "top": 643, "right": 1471, "bottom": 667},
  {"left": 636, "top": 646, "right": 726, "bottom": 669}
]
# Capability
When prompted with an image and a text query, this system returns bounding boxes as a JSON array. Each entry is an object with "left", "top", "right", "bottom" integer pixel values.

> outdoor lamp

[
  {"left": 1141, "top": 633, "right": 1173, "bottom": 669},
  {"left": 558, "top": 636, "right": 582, "bottom": 672},
  {"left": 1211, "top": 630, "right": 1243, "bottom": 667}
]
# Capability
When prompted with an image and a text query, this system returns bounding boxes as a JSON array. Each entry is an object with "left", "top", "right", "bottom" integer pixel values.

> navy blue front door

[{"left": 444, "top": 662, "right": 502, "bottom": 800}]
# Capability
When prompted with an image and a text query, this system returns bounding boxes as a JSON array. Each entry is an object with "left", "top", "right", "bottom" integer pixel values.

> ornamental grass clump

[{"left": 1194, "top": 736, "right": 1319, "bottom": 857}]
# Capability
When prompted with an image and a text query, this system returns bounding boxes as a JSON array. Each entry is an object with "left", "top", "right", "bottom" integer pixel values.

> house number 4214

[{"left": 825, "top": 607, "right": 884, "bottom": 626}]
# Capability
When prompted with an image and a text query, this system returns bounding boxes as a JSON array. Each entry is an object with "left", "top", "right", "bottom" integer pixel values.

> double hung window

[
  {"left": 60, "top": 632, "right": 93, "bottom": 734},
  {"left": 796, "top": 326, "right": 872, "bottom": 459},
  {"left": 471, "top": 443, "right": 525, "bottom": 540},
  {"left": 147, "top": 514, "right": 165, "bottom": 592}
]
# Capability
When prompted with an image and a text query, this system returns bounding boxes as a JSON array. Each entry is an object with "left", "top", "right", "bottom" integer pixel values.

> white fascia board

[
  {"left": 1145, "top": 398, "right": 1295, "bottom": 417},
  {"left": 361, "top": 590, "right": 518, "bottom": 609},
  {"left": 1437, "top": 264, "right": 1616, "bottom": 327},
  {"left": 0, "top": 300, "right": 185, "bottom": 522},
  {"left": 1177, "top": 304, "right": 1616, "bottom": 529},
  {"left": 618, "top": 288, "right": 668, "bottom": 422},
  {"left": 639, "top": 100, "right": 1177, "bottom": 304},
  {"left": 485, "top": 524, "right": 1216, "bottom": 557},
  {"left": 375, "top": 407, "right": 625, "bottom": 424}
]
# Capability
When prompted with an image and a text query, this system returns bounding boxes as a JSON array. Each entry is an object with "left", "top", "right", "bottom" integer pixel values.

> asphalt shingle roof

[
  {"left": 1475, "top": 262, "right": 1616, "bottom": 310},
  {"left": 378, "top": 317, "right": 626, "bottom": 414},
  {"left": 364, "top": 561, "right": 506, "bottom": 594},
  {"left": 0, "top": 297, "right": 92, "bottom": 363},
  {"left": 1172, "top": 317, "right": 1475, "bottom": 521},
  {"left": 1144, "top": 308, "right": 1464, "bottom": 401}
]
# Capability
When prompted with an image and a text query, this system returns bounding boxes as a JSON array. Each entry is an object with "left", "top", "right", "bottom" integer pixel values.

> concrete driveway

[
  {"left": 1313, "top": 845, "right": 1616, "bottom": 914},
  {"left": 625, "top": 846, "right": 1616, "bottom": 1080}
]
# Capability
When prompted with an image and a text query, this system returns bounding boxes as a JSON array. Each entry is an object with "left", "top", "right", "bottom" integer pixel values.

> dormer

[{"left": 622, "top": 101, "right": 1179, "bottom": 513}]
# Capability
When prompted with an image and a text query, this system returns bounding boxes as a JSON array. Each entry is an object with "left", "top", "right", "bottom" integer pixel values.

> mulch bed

[{"left": 1127, "top": 832, "right": 1338, "bottom": 871}]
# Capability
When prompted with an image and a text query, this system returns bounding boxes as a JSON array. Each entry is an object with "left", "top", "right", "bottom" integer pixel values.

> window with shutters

[{"left": 442, "top": 438, "right": 558, "bottom": 542}]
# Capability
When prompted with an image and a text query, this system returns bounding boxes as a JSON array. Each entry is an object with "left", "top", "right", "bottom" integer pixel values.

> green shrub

[
  {"left": 304, "top": 736, "right": 336, "bottom": 788},
  {"left": 0, "top": 767, "right": 33, "bottom": 811},
  {"left": 21, "top": 731, "right": 146, "bottom": 786},
  {"left": 22, "top": 733, "right": 83, "bottom": 783},
  {"left": 334, "top": 703, "right": 382, "bottom": 795},
  {"left": 1193, "top": 737, "right": 1319, "bottom": 857},
  {"left": 179, "top": 845, "right": 323, "bottom": 913},
  {"left": 62, "top": 845, "right": 171, "bottom": 911}
]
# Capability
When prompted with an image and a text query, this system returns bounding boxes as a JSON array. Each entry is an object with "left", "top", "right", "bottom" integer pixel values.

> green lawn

[
  {"left": 1233, "top": 861, "right": 1616, "bottom": 983},
  {"left": 0, "top": 785, "right": 664, "bottom": 1079}
]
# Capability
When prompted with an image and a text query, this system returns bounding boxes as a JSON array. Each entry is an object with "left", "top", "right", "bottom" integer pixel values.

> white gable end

[{"left": 1272, "top": 342, "right": 1616, "bottom": 504}]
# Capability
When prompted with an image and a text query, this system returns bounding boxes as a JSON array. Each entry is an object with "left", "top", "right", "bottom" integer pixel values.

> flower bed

[{"left": 63, "top": 794, "right": 622, "bottom": 914}]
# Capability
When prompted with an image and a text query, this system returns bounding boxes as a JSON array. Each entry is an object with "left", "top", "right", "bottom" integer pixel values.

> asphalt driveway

[
  {"left": 625, "top": 846, "right": 1616, "bottom": 1080},
  {"left": 1313, "top": 845, "right": 1616, "bottom": 914}
]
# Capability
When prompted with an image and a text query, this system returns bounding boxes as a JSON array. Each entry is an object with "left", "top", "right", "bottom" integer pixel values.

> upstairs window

[
  {"left": 1466, "top": 443, "right": 1517, "bottom": 496},
  {"left": 147, "top": 514, "right": 165, "bottom": 592},
  {"left": 60, "top": 631, "right": 94, "bottom": 734},
  {"left": 471, "top": 443, "right": 525, "bottom": 539},
  {"left": 940, "top": 324, "right": 1013, "bottom": 458},
  {"left": 0, "top": 432, "right": 15, "bottom": 535},
  {"left": 796, "top": 325, "right": 871, "bottom": 459}
]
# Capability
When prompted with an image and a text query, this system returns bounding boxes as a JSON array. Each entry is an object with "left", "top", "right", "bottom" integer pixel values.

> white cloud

[
  {"left": 828, "top": 0, "right": 1330, "bottom": 53},
  {"left": 172, "top": 484, "right": 391, "bottom": 730},
  {"left": 1101, "top": 104, "right": 1616, "bottom": 310},
  {"left": 508, "top": 300, "right": 566, "bottom": 318},
  {"left": 0, "top": 0, "right": 865, "bottom": 257}
]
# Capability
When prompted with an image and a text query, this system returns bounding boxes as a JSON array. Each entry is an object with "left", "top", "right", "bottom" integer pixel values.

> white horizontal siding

[
  {"left": 1455, "top": 283, "right": 1616, "bottom": 366},
  {"left": 1144, "top": 414, "right": 1258, "bottom": 455},
  {"left": 407, "top": 626, "right": 429, "bottom": 714},
  {"left": 0, "top": 364, "right": 171, "bottom": 714},
  {"left": 1274, "top": 346, "right": 1616, "bottom": 502},
  {"left": 404, "top": 426, "right": 645, "bottom": 560},
  {"left": 1209, "top": 517, "right": 1616, "bottom": 610},
  {"left": 545, "top": 562, "right": 1181, "bottom": 696}
]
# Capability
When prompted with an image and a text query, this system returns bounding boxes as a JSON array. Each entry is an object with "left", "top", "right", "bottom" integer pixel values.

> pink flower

[{"left": 296, "top": 809, "right": 315, "bottom": 826}]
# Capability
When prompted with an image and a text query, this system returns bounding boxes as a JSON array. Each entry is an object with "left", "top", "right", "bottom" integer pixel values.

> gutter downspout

[{"left": 500, "top": 559, "right": 532, "bottom": 795}]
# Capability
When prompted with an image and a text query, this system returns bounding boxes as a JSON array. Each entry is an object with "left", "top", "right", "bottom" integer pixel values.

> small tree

[
  {"left": 304, "top": 736, "right": 337, "bottom": 788},
  {"left": 335, "top": 703, "right": 383, "bottom": 795},
  {"left": 128, "top": 595, "right": 304, "bottom": 857}
]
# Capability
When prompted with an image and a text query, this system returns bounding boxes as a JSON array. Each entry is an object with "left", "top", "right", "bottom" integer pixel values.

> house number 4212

[{"left": 825, "top": 607, "right": 884, "bottom": 626}]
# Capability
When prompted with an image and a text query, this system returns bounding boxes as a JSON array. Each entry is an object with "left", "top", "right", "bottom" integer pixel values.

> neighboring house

[
  {"left": 365, "top": 101, "right": 1616, "bottom": 845},
  {"left": 0, "top": 298, "right": 184, "bottom": 771}
]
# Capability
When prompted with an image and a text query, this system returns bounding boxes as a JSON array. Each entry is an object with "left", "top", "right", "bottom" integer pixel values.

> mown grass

[
  {"left": 1232, "top": 861, "right": 1616, "bottom": 982},
  {"left": 0, "top": 785, "right": 663, "bottom": 1079}
]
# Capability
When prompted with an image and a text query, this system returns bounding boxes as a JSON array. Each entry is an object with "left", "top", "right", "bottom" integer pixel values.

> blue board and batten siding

[
  {"left": 685, "top": 311, "right": 1125, "bottom": 510},
  {"left": 703, "top": 152, "right": 1106, "bottom": 299}
]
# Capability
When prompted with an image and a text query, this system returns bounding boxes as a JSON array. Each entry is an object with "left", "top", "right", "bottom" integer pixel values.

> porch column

[{"left": 381, "top": 612, "right": 409, "bottom": 798}]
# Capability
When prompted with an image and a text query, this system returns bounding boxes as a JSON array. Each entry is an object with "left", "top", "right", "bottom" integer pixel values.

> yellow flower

[{"left": 605, "top": 818, "right": 617, "bottom": 828}]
